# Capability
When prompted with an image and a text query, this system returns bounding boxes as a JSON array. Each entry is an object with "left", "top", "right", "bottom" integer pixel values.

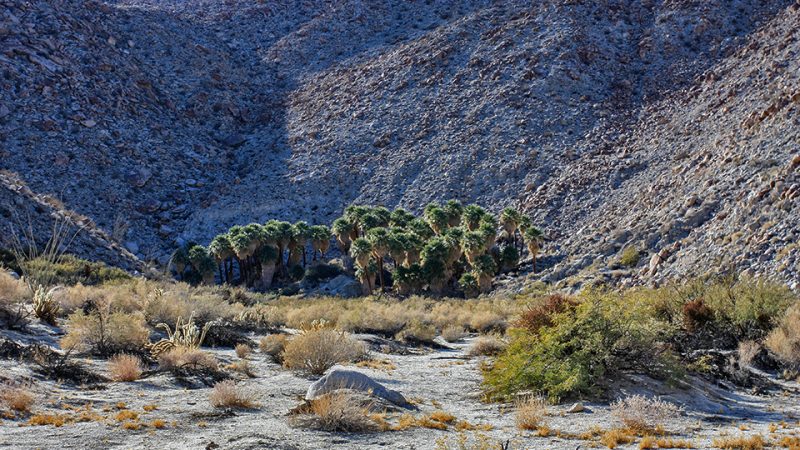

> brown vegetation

[
  {"left": 108, "top": 354, "right": 144, "bottom": 382},
  {"left": 282, "top": 329, "right": 367, "bottom": 375},
  {"left": 209, "top": 380, "right": 257, "bottom": 409}
]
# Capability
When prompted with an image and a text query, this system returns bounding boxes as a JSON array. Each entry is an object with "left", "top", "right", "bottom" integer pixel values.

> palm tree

[
  {"left": 423, "top": 204, "right": 449, "bottom": 234},
  {"left": 523, "top": 226, "right": 544, "bottom": 273},
  {"left": 188, "top": 245, "right": 217, "bottom": 285},
  {"left": 230, "top": 230, "right": 254, "bottom": 284},
  {"left": 442, "top": 226, "right": 464, "bottom": 266},
  {"left": 443, "top": 200, "right": 464, "bottom": 227},
  {"left": 421, "top": 237, "right": 450, "bottom": 294},
  {"left": 478, "top": 214, "right": 498, "bottom": 251},
  {"left": 472, "top": 254, "right": 497, "bottom": 293},
  {"left": 386, "top": 231, "right": 407, "bottom": 267},
  {"left": 393, "top": 263, "right": 423, "bottom": 295},
  {"left": 458, "top": 272, "right": 479, "bottom": 298},
  {"left": 407, "top": 218, "right": 434, "bottom": 241},
  {"left": 461, "top": 230, "right": 486, "bottom": 264},
  {"left": 500, "top": 207, "right": 521, "bottom": 244},
  {"left": 292, "top": 221, "right": 311, "bottom": 267},
  {"left": 498, "top": 244, "right": 520, "bottom": 272},
  {"left": 309, "top": 225, "right": 331, "bottom": 261},
  {"left": 350, "top": 238, "right": 375, "bottom": 295},
  {"left": 402, "top": 232, "right": 423, "bottom": 267},
  {"left": 344, "top": 205, "right": 369, "bottom": 240},
  {"left": 270, "top": 220, "right": 293, "bottom": 276},
  {"left": 366, "top": 227, "right": 390, "bottom": 291},
  {"left": 168, "top": 243, "right": 192, "bottom": 280},
  {"left": 389, "top": 208, "right": 414, "bottom": 228},
  {"left": 461, "top": 204, "right": 486, "bottom": 231},
  {"left": 209, "top": 234, "right": 234, "bottom": 283},
  {"left": 258, "top": 245, "right": 279, "bottom": 289},
  {"left": 331, "top": 217, "right": 353, "bottom": 253}
]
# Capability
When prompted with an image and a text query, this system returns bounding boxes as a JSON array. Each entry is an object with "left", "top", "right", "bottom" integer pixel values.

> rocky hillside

[{"left": 1, "top": 0, "right": 797, "bottom": 285}]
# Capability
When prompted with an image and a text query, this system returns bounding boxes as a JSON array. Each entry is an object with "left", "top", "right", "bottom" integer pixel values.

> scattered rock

[
  {"left": 305, "top": 366, "right": 410, "bottom": 407},
  {"left": 319, "top": 275, "right": 362, "bottom": 298}
]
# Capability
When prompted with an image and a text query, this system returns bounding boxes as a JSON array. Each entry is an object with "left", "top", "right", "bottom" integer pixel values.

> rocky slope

[{"left": 1, "top": 0, "right": 797, "bottom": 284}]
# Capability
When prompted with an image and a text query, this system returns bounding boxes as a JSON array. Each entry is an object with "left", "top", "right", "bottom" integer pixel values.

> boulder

[
  {"left": 305, "top": 366, "right": 409, "bottom": 407},
  {"left": 320, "top": 275, "right": 362, "bottom": 298}
]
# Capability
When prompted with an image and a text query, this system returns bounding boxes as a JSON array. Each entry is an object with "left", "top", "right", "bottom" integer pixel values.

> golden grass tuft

[
  {"left": 108, "top": 354, "right": 144, "bottom": 382},
  {"left": 515, "top": 395, "right": 548, "bottom": 431},
  {"left": 151, "top": 419, "right": 167, "bottom": 429},
  {"left": 441, "top": 325, "right": 467, "bottom": 343},
  {"left": 467, "top": 335, "right": 506, "bottom": 357},
  {"left": 234, "top": 343, "right": 251, "bottom": 359},
  {"left": 601, "top": 428, "right": 636, "bottom": 449},
  {"left": 282, "top": 329, "right": 367, "bottom": 375},
  {"left": 429, "top": 410, "right": 456, "bottom": 424},
  {"left": 712, "top": 434, "right": 765, "bottom": 450},
  {"left": 300, "top": 391, "right": 380, "bottom": 432},
  {"left": 115, "top": 410, "right": 139, "bottom": 421},
  {"left": 209, "top": 380, "right": 257, "bottom": 409},
  {"left": 143, "top": 404, "right": 158, "bottom": 412},
  {"left": 611, "top": 395, "right": 681, "bottom": 434},
  {"left": 640, "top": 437, "right": 695, "bottom": 449},
  {"left": 0, "top": 384, "right": 34, "bottom": 413},
  {"left": 226, "top": 359, "right": 256, "bottom": 377},
  {"left": 766, "top": 303, "right": 800, "bottom": 369},
  {"left": 28, "top": 413, "right": 67, "bottom": 427},
  {"left": 356, "top": 358, "right": 397, "bottom": 372},
  {"left": 158, "top": 347, "right": 218, "bottom": 371}
]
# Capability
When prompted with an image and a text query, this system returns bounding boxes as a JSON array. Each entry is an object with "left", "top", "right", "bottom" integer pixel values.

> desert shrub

[
  {"left": 515, "top": 395, "right": 548, "bottom": 430},
  {"left": 234, "top": 344, "right": 251, "bottom": 359},
  {"left": 516, "top": 293, "right": 577, "bottom": 333},
  {"left": 765, "top": 302, "right": 800, "bottom": 369},
  {"left": 21, "top": 255, "right": 130, "bottom": 287},
  {"left": 712, "top": 434, "right": 764, "bottom": 450},
  {"left": 396, "top": 320, "right": 437, "bottom": 345},
  {"left": 682, "top": 298, "right": 714, "bottom": 333},
  {"left": 108, "top": 354, "right": 144, "bottom": 382},
  {"left": 236, "top": 304, "right": 286, "bottom": 330},
  {"left": 619, "top": 246, "right": 641, "bottom": 268},
  {"left": 303, "top": 263, "right": 343, "bottom": 284},
  {"left": 259, "top": 334, "right": 289, "bottom": 361},
  {"left": 283, "top": 329, "right": 367, "bottom": 375},
  {"left": 284, "top": 300, "right": 342, "bottom": 329},
  {"left": 0, "top": 383, "right": 34, "bottom": 413},
  {"left": 61, "top": 309, "right": 149, "bottom": 356},
  {"left": 469, "top": 310, "right": 507, "bottom": 333},
  {"left": 484, "top": 290, "right": 678, "bottom": 401},
  {"left": 209, "top": 380, "right": 257, "bottom": 408},
  {"left": 158, "top": 348, "right": 218, "bottom": 371},
  {"left": 296, "top": 391, "right": 379, "bottom": 432},
  {"left": 226, "top": 359, "right": 256, "bottom": 377},
  {"left": 467, "top": 335, "right": 507, "bottom": 357},
  {"left": 737, "top": 340, "right": 761, "bottom": 368},
  {"left": 441, "top": 325, "right": 467, "bottom": 343},
  {"left": 0, "top": 270, "right": 31, "bottom": 327},
  {"left": 610, "top": 395, "right": 681, "bottom": 433},
  {"left": 336, "top": 301, "right": 408, "bottom": 335}
]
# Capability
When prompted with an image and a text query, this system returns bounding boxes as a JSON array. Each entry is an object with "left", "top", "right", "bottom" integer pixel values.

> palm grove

[{"left": 170, "top": 201, "right": 544, "bottom": 297}]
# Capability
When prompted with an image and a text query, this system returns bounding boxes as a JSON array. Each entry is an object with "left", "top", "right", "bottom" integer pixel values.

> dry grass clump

[
  {"left": 778, "top": 436, "right": 800, "bottom": 449},
  {"left": 467, "top": 335, "right": 506, "bottom": 357},
  {"left": 469, "top": 311, "right": 507, "bottom": 333},
  {"left": 356, "top": 358, "right": 397, "bottom": 372},
  {"left": 209, "top": 380, "right": 257, "bottom": 409},
  {"left": 640, "top": 437, "right": 695, "bottom": 449},
  {"left": 158, "top": 347, "right": 218, "bottom": 371},
  {"left": 611, "top": 395, "right": 681, "bottom": 433},
  {"left": 28, "top": 413, "right": 68, "bottom": 427},
  {"left": 60, "top": 307, "right": 150, "bottom": 355},
  {"left": 515, "top": 395, "right": 548, "bottom": 431},
  {"left": 0, "top": 271, "right": 31, "bottom": 327},
  {"left": 712, "top": 434, "right": 765, "bottom": 450},
  {"left": 282, "top": 329, "right": 367, "bottom": 375},
  {"left": 226, "top": 359, "right": 256, "bottom": 377},
  {"left": 235, "top": 343, "right": 251, "bottom": 359},
  {"left": 396, "top": 320, "right": 437, "bottom": 345},
  {"left": 441, "top": 325, "right": 467, "bottom": 343},
  {"left": 601, "top": 428, "right": 636, "bottom": 448},
  {"left": 737, "top": 340, "right": 761, "bottom": 368},
  {"left": 150, "top": 418, "right": 167, "bottom": 429},
  {"left": 259, "top": 334, "right": 289, "bottom": 361},
  {"left": 108, "top": 354, "right": 144, "bottom": 381},
  {"left": 296, "top": 391, "right": 380, "bottom": 432},
  {"left": 766, "top": 303, "right": 800, "bottom": 370},
  {"left": 115, "top": 409, "right": 139, "bottom": 421},
  {"left": 0, "top": 383, "right": 35, "bottom": 413}
]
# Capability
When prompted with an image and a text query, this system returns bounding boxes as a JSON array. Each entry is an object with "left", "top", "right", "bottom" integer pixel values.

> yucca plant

[
  {"left": 32, "top": 285, "right": 60, "bottom": 325},
  {"left": 156, "top": 313, "right": 212, "bottom": 349}
]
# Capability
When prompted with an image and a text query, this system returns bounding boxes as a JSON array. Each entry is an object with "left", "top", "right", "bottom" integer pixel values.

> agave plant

[{"left": 32, "top": 284, "right": 60, "bottom": 325}]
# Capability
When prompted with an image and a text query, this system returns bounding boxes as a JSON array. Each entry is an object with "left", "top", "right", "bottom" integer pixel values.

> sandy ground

[{"left": 1, "top": 326, "right": 799, "bottom": 450}]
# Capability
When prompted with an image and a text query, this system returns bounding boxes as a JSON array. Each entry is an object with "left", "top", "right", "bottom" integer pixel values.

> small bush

[
  {"left": 158, "top": 348, "right": 218, "bottom": 371},
  {"left": 610, "top": 395, "right": 681, "bottom": 433},
  {"left": 469, "top": 311, "right": 507, "bottom": 333},
  {"left": 396, "top": 320, "right": 437, "bottom": 345},
  {"left": 108, "top": 354, "right": 144, "bottom": 382},
  {"left": 0, "top": 384, "right": 34, "bottom": 413},
  {"left": 765, "top": 302, "right": 800, "bottom": 369},
  {"left": 0, "top": 271, "right": 31, "bottom": 327},
  {"left": 441, "top": 325, "right": 467, "bottom": 343},
  {"left": 226, "top": 360, "right": 256, "bottom": 377},
  {"left": 259, "top": 334, "right": 289, "bottom": 361},
  {"left": 235, "top": 344, "right": 251, "bottom": 359},
  {"left": 209, "top": 380, "right": 257, "bottom": 409},
  {"left": 21, "top": 255, "right": 130, "bottom": 287},
  {"left": 601, "top": 428, "right": 636, "bottom": 449},
  {"left": 304, "top": 263, "right": 343, "bottom": 284},
  {"left": 299, "top": 392, "right": 379, "bottom": 432},
  {"left": 467, "top": 335, "right": 506, "bottom": 357},
  {"left": 619, "top": 246, "right": 641, "bottom": 268},
  {"left": 61, "top": 309, "right": 149, "bottom": 356},
  {"left": 515, "top": 395, "right": 547, "bottom": 430},
  {"left": 283, "top": 329, "right": 367, "bottom": 375},
  {"left": 32, "top": 285, "right": 60, "bottom": 325},
  {"left": 682, "top": 298, "right": 714, "bottom": 333},
  {"left": 516, "top": 293, "right": 577, "bottom": 333}
]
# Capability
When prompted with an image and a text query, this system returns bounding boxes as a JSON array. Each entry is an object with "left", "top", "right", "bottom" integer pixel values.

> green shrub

[
  {"left": 618, "top": 246, "right": 640, "bottom": 268},
  {"left": 483, "top": 289, "right": 679, "bottom": 402},
  {"left": 21, "top": 255, "right": 130, "bottom": 287}
]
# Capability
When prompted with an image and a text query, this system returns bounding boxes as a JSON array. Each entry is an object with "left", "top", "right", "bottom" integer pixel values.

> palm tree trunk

[{"left": 377, "top": 258, "right": 385, "bottom": 291}]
